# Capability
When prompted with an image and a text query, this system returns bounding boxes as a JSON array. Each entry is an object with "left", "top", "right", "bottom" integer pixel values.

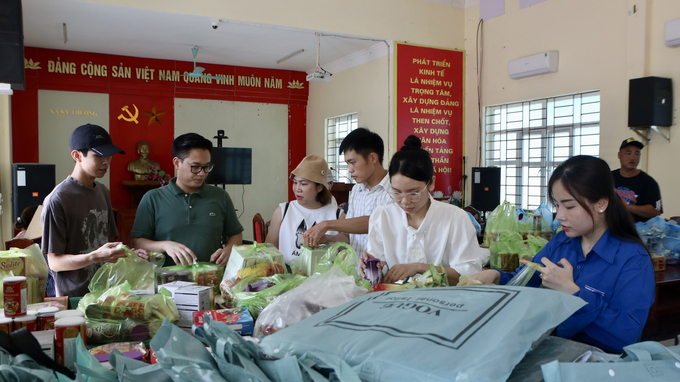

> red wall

[{"left": 12, "top": 47, "right": 309, "bottom": 208}]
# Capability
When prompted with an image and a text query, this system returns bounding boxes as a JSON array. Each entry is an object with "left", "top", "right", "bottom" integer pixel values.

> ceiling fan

[{"left": 183, "top": 46, "right": 227, "bottom": 80}]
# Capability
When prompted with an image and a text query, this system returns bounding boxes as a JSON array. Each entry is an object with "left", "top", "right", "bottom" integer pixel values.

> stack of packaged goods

[
  {"left": 220, "top": 243, "right": 306, "bottom": 320},
  {"left": 79, "top": 281, "right": 179, "bottom": 340},
  {"left": 0, "top": 244, "right": 50, "bottom": 309},
  {"left": 77, "top": 246, "right": 179, "bottom": 346},
  {"left": 154, "top": 262, "right": 223, "bottom": 296},
  {"left": 158, "top": 281, "right": 212, "bottom": 334}
]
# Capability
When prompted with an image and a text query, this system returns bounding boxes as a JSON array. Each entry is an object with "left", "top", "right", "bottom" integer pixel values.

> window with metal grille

[
  {"left": 483, "top": 91, "right": 600, "bottom": 210},
  {"left": 325, "top": 112, "right": 358, "bottom": 183}
]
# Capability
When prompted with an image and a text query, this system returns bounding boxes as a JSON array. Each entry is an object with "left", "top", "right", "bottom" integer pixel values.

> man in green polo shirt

[{"left": 131, "top": 133, "right": 243, "bottom": 266}]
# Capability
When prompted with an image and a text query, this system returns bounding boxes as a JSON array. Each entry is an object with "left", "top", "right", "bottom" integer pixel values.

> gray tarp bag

[
  {"left": 541, "top": 341, "right": 680, "bottom": 382},
  {"left": 195, "top": 314, "right": 362, "bottom": 382},
  {"left": 261, "top": 285, "right": 586, "bottom": 381}
]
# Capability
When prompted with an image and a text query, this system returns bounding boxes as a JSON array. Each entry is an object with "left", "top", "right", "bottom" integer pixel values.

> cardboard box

[
  {"left": 651, "top": 254, "right": 666, "bottom": 272},
  {"left": 192, "top": 307, "right": 254, "bottom": 336},
  {"left": 173, "top": 286, "right": 212, "bottom": 311},
  {"left": 223, "top": 243, "right": 284, "bottom": 282}
]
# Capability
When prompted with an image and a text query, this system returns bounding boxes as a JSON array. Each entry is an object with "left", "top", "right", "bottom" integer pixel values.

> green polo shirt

[{"left": 131, "top": 178, "right": 243, "bottom": 264}]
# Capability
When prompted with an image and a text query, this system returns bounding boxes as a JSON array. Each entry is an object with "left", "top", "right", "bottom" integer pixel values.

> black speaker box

[
  {"left": 470, "top": 167, "right": 501, "bottom": 212},
  {"left": 0, "top": 0, "right": 24, "bottom": 90},
  {"left": 628, "top": 76, "right": 673, "bottom": 128},
  {"left": 12, "top": 164, "right": 56, "bottom": 223}
]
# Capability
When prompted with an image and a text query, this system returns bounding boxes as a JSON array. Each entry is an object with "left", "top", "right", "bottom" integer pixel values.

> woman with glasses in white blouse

[{"left": 360, "top": 135, "right": 486, "bottom": 285}]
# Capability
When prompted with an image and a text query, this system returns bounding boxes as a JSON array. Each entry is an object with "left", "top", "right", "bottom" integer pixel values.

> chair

[
  {"left": 4, "top": 238, "right": 35, "bottom": 251},
  {"left": 252, "top": 213, "right": 269, "bottom": 243}
]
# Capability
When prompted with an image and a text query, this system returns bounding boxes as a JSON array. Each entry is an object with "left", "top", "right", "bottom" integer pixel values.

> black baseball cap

[
  {"left": 619, "top": 137, "right": 644, "bottom": 151},
  {"left": 69, "top": 124, "right": 125, "bottom": 156}
]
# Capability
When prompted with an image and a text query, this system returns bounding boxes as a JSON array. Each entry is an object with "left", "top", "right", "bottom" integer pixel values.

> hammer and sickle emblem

[{"left": 117, "top": 104, "right": 139, "bottom": 124}]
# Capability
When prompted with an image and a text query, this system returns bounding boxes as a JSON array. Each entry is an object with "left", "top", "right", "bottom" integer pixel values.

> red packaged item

[
  {"left": 192, "top": 307, "right": 254, "bottom": 336},
  {"left": 4, "top": 276, "right": 27, "bottom": 317}
]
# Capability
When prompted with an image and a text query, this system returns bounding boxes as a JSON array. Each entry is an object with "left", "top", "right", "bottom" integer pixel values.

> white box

[
  {"left": 158, "top": 281, "right": 197, "bottom": 296},
  {"left": 223, "top": 243, "right": 284, "bottom": 282},
  {"left": 32, "top": 329, "right": 55, "bottom": 360},
  {"left": 173, "top": 286, "right": 212, "bottom": 311}
]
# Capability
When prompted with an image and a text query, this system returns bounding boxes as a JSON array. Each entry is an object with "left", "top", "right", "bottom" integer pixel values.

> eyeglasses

[
  {"left": 181, "top": 160, "right": 214, "bottom": 174},
  {"left": 388, "top": 183, "right": 430, "bottom": 203}
]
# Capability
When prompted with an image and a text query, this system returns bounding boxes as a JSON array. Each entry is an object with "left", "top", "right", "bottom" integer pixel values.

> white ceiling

[{"left": 21, "top": 0, "right": 399, "bottom": 74}]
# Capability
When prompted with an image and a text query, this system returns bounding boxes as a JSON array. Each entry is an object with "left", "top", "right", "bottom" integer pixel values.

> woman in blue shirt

[{"left": 469, "top": 155, "right": 655, "bottom": 353}]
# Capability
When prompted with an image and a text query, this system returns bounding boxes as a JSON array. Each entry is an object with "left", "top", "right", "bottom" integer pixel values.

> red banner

[
  {"left": 395, "top": 43, "right": 464, "bottom": 196},
  {"left": 13, "top": 47, "right": 310, "bottom": 206}
]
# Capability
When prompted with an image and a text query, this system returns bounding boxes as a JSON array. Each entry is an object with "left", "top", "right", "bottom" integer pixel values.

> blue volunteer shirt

[{"left": 499, "top": 230, "right": 655, "bottom": 353}]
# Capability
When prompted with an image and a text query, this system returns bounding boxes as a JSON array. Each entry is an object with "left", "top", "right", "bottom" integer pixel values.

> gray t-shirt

[{"left": 41, "top": 176, "right": 118, "bottom": 297}]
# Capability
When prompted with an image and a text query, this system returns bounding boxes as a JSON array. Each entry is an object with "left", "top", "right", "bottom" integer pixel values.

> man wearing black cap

[
  {"left": 41, "top": 124, "right": 130, "bottom": 297},
  {"left": 611, "top": 137, "right": 663, "bottom": 223}
]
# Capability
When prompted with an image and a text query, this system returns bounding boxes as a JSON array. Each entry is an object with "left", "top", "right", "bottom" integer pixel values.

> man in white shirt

[{"left": 302, "top": 128, "right": 391, "bottom": 255}]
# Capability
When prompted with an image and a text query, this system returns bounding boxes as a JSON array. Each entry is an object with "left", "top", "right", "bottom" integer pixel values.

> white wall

[
  {"left": 38, "top": 90, "right": 110, "bottom": 187},
  {"left": 307, "top": 55, "right": 392, "bottom": 161},
  {"left": 463, "top": 0, "right": 680, "bottom": 216},
  {"left": 174, "top": 99, "right": 289, "bottom": 240}
]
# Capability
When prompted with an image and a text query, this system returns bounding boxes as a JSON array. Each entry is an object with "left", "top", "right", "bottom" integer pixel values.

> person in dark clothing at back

[{"left": 611, "top": 137, "right": 662, "bottom": 223}]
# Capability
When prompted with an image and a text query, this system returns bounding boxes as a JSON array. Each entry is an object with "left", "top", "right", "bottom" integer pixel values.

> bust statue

[{"left": 127, "top": 141, "right": 162, "bottom": 180}]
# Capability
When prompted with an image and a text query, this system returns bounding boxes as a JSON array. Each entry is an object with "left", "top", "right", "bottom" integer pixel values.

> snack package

[
  {"left": 86, "top": 319, "right": 150, "bottom": 345},
  {"left": 192, "top": 307, "right": 254, "bottom": 336},
  {"left": 0, "top": 244, "right": 49, "bottom": 306},
  {"left": 79, "top": 281, "right": 179, "bottom": 338},
  {"left": 155, "top": 262, "right": 223, "bottom": 295}
]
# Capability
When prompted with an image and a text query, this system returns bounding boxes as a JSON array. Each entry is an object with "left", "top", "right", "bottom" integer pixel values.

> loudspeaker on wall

[
  {"left": 628, "top": 76, "right": 673, "bottom": 128},
  {"left": 471, "top": 167, "right": 501, "bottom": 212}
]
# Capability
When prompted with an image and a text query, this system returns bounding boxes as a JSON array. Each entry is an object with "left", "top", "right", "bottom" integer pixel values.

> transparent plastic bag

[
  {"left": 483, "top": 201, "right": 520, "bottom": 247},
  {"left": 506, "top": 262, "right": 541, "bottom": 287},
  {"left": 254, "top": 267, "right": 368, "bottom": 337}
]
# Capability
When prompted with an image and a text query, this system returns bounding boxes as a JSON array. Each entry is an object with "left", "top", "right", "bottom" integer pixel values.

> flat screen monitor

[{"left": 206, "top": 147, "right": 252, "bottom": 185}]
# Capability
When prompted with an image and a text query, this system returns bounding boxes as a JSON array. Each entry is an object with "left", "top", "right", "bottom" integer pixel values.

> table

[{"left": 641, "top": 264, "right": 680, "bottom": 342}]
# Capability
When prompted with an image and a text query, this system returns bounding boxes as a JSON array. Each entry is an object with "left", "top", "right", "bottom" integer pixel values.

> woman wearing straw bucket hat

[{"left": 266, "top": 155, "right": 349, "bottom": 264}]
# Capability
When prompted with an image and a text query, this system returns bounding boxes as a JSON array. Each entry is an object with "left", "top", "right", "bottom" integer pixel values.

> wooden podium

[
  {"left": 121, "top": 180, "right": 162, "bottom": 209},
  {"left": 116, "top": 181, "right": 162, "bottom": 246},
  {"left": 329, "top": 182, "right": 353, "bottom": 206}
]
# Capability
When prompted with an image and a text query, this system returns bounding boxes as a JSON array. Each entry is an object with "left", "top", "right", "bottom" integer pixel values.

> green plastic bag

[
  {"left": 231, "top": 274, "right": 307, "bottom": 319},
  {"left": 89, "top": 245, "right": 157, "bottom": 292},
  {"left": 483, "top": 201, "right": 520, "bottom": 247},
  {"left": 312, "top": 242, "right": 370, "bottom": 289},
  {"left": 0, "top": 244, "right": 50, "bottom": 305},
  {"left": 489, "top": 232, "right": 524, "bottom": 271}
]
